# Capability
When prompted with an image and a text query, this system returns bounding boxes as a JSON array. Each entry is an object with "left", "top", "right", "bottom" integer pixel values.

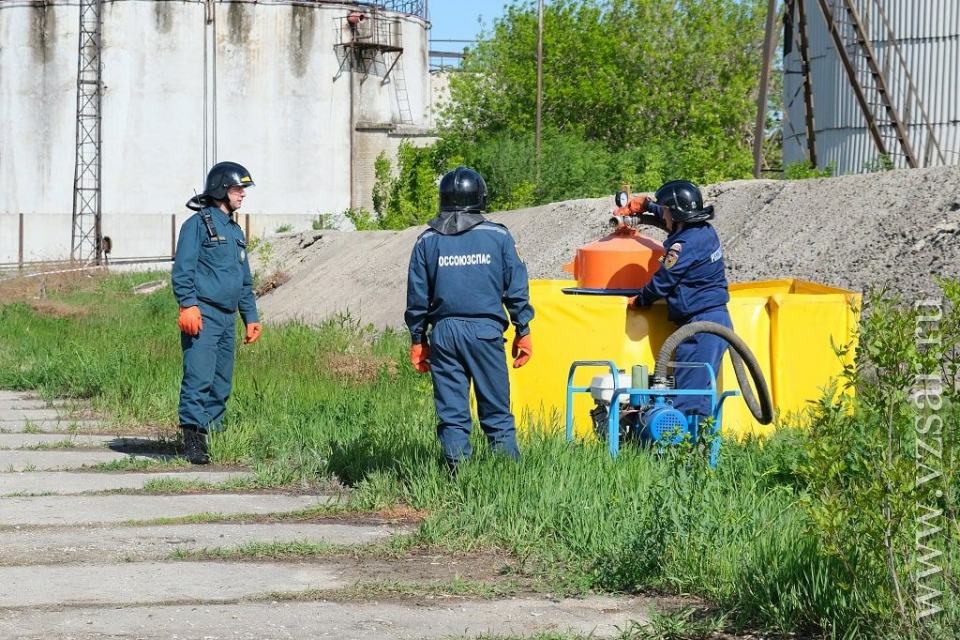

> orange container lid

[{"left": 562, "top": 229, "right": 664, "bottom": 291}]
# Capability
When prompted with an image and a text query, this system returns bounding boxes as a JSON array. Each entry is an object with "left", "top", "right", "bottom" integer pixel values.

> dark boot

[
  {"left": 445, "top": 459, "right": 459, "bottom": 479},
  {"left": 182, "top": 426, "right": 209, "bottom": 465}
]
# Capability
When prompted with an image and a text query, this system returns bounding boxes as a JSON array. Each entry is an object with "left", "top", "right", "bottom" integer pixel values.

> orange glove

[
  {"left": 244, "top": 322, "right": 262, "bottom": 344},
  {"left": 512, "top": 333, "right": 532, "bottom": 368},
  {"left": 628, "top": 195, "right": 650, "bottom": 214},
  {"left": 410, "top": 343, "right": 430, "bottom": 373},
  {"left": 178, "top": 306, "right": 203, "bottom": 336}
]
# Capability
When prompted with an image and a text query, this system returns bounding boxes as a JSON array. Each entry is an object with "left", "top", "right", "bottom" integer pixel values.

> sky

[{"left": 426, "top": 0, "right": 510, "bottom": 45}]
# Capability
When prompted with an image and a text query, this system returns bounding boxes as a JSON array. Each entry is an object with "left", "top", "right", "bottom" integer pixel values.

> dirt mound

[{"left": 251, "top": 165, "right": 960, "bottom": 331}]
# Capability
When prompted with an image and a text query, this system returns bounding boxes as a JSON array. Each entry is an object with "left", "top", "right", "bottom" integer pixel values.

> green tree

[
  {"left": 371, "top": 143, "right": 444, "bottom": 230},
  {"left": 437, "top": 0, "right": 769, "bottom": 204}
]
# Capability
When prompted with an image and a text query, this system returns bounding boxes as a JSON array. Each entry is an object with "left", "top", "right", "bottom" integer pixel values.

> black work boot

[
  {"left": 445, "top": 459, "right": 459, "bottom": 479},
  {"left": 182, "top": 426, "right": 209, "bottom": 465}
]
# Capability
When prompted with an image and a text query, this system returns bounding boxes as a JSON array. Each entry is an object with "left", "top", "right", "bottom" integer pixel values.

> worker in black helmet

[
  {"left": 172, "top": 161, "right": 262, "bottom": 464},
  {"left": 628, "top": 179, "right": 732, "bottom": 421},
  {"left": 405, "top": 166, "right": 535, "bottom": 473}
]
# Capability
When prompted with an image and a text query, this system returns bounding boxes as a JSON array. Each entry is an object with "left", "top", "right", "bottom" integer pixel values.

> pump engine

[
  {"left": 565, "top": 321, "right": 775, "bottom": 466},
  {"left": 588, "top": 372, "right": 689, "bottom": 445}
]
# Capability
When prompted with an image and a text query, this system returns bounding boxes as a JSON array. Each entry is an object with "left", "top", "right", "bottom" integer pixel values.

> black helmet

[
  {"left": 439, "top": 166, "right": 487, "bottom": 213},
  {"left": 204, "top": 161, "right": 255, "bottom": 200},
  {"left": 654, "top": 180, "right": 714, "bottom": 224}
]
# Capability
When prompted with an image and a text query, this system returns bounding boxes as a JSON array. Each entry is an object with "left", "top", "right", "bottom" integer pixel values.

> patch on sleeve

[{"left": 664, "top": 243, "right": 682, "bottom": 269}]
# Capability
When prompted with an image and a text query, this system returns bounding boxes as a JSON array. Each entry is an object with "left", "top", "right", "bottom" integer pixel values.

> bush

[
  {"left": 790, "top": 283, "right": 960, "bottom": 638},
  {"left": 784, "top": 160, "right": 836, "bottom": 180}
]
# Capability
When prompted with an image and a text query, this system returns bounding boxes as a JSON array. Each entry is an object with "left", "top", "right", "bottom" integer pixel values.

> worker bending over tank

[
  {"left": 628, "top": 180, "right": 732, "bottom": 423},
  {"left": 405, "top": 166, "right": 535, "bottom": 473}
]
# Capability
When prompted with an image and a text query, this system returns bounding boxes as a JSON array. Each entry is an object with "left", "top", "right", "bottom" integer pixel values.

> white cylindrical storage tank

[
  {"left": 0, "top": 0, "right": 431, "bottom": 263},
  {"left": 783, "top": 0, "right": 960, "bottom": 174}
]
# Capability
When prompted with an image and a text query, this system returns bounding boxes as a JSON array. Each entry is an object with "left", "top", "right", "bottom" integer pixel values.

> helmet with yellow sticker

[{"left": 204, "top": 162, "right": 255, "bottom": 201}]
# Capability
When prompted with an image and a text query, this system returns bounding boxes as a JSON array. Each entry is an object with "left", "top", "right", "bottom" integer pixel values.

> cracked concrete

[{"left": 0, "top": 390, "right": 654, "bottom": 639}]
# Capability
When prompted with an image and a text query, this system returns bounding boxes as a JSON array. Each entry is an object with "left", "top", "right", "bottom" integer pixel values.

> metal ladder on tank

[
  {"left": 814, "top": 0, "right": 946, "bottom": 169},
  {"left": 384, "top": 52, "right": 413, "bottom": 125},
  {"left": 71, "top": 0, "right": 104, "bottom": 264}
]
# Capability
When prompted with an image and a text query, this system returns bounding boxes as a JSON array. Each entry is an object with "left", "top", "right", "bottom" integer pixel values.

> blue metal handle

[
  {"left": 564, "top": 359, "right": 730, "bottom": 466},
  {"left": 565, "top": 360, "right": 619, "bottom": 443}
]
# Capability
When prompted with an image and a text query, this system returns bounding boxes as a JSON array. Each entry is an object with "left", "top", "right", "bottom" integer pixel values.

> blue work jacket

[
  {"left": 405, "top": 218, "right": 534, "bottom": 344},
  {"left": 634, "top": 205, "right": 729, "bottom": 323},
  {"left": 172, "top": 206, "right": 259, "bottom": 323}
]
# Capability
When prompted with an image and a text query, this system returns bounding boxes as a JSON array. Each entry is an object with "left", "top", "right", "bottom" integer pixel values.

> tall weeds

[{"left": 1, "top": 271, "right": 957, "bottom": 638}]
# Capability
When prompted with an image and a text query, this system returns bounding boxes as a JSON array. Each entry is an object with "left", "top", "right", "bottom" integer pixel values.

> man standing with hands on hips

[
  {"left": 172, "top": 161, "right": 262, "bottom": 465},
  {"left": 405, "top": 166, "right": 534, "bottom": 474}
]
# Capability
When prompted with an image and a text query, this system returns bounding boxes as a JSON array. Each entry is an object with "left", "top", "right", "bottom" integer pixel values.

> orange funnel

[{"left": 562, "top": 228, "right": 664, "bottom": 292}]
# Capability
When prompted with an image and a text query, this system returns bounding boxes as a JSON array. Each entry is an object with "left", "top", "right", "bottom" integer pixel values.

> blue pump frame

[{"left": 564, "top": 360, "right": 740, "bottom": 467}]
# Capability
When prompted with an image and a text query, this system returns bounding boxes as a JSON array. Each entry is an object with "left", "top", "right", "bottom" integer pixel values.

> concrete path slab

[
  {"left": 0, "top": 471, "right": 255, "bottom": 496},
  {"left": 0, "top": 399, "right": 72, "bottom": 411},
  {"left": 0, "top": 419, "right": 104, "bottom": 432},
  {"left": 0, "top": 522, "right": 406, "bottom": 564},
  {"left": 0, "top": 390, "right": 46, "bottom": 401},
  {"left": 0, "top": 391, "right": 70, "bottom": 407},
  {"left": 0, "top": 595, "right": 651, "bottom": 640},
  {"left": 0, "top": 408, "right": 69, "bottom": 421},
  {"left": 0, "top": 433, "right": 118, "bottom": 448},
  {"left": 0, "top": 449, "right": 156, "bottom": 471},
  {"left": 0, "top": 561, "right": 345, "bottom": 608},
  {"left": 0, "top": 389, "right": 79, "bottom": 418},
  {"left": 0, "top": 493, "right": 339, "bottom": 526},
  {"left": 0, "top": 388, "right": 658, "bottom": 639}
]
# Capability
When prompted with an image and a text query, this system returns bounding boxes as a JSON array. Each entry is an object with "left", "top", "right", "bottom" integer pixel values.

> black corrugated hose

[{"left": 654, "top": 321, "right": 775, "bottom": 425}]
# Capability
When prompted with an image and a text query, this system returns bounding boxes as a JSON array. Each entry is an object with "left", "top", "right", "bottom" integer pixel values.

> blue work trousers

[
  {"left": 178, "top": 300, "right": 237, "bottom": 432},
  {"left": 429, "top": 318, "right": 520, "bottom": 465},
  {"left": 672, "top": 306, "right": 733, "bottom": 417}
]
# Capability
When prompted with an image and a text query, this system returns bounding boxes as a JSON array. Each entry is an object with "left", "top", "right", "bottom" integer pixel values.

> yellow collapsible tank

[{"left": 507, "top": 279, "right": 860, "bottom": 439}]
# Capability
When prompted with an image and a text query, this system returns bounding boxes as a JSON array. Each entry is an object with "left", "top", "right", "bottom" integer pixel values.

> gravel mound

[{"left": 251, "top": 165, "right": 960, "bottom": 331}]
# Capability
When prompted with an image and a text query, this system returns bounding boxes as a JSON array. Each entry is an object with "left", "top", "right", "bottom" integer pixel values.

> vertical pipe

[
  {"left": 349, "top": 60, "right": 356, "bottom": 211},
  {"left": 171, "top": 213, "right": 177, "bottom": 260},
  {"left": 753, "top": 0, "right": 780, "bottom": 178},
  {"left": 203, "top": 0, "right": 217, "bottom": 174},
  {"left": 203, "top": 2, "right": 208, "bottom": 176},
  {"left": 211, "top": 2, "right": 217, "bottom": 163},
  {"left": 18, "top": 213, "right": 24, "bottom": 270},
  {"left": 797, "top": 0, "right": 817, "bottom": 166},
  {"left": 535, "top": 0, "right": 544, "bottom": 183}
]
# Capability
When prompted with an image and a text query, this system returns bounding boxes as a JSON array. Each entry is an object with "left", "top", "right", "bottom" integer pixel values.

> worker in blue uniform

[
  {"left": 405, "top": 166, "right": 535, "bottom": 472},
  {"left": 628, "top": 180, "right": 732, "bottom": 420},
  {"left": 172, "top": 161, "right": 262, "bottom": 464}
]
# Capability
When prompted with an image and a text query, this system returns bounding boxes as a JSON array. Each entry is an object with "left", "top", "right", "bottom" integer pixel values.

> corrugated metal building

[{"left": 782, "top": 0, "right": 959, "bottom": 174}]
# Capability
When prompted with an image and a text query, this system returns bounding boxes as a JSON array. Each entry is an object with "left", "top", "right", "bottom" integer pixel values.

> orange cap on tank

[{"left": 562, "top": 228, "right": 664, "bottom": 290}]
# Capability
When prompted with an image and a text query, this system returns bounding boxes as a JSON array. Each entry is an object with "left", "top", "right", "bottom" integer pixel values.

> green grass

[
  {"left": 264, "top": 577, "right": 521, "bottom": 602},
  {"left": 19, "top": 439, "right": 106, "bottom": 450},
  {"left": 139, "top": 476, "right": 265, "bottom": 492},
  {"left": 1, "top": 271, "right": 958, "bottom": 639},
  {"left": 120, "top": 504, "right": 347, "bottom": 526},
  {"left": 93, "top": 457, "right": 188, "bottom": 471},
  {"left": 175, "top": 537, "right": 419, "bottom": 561}
]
